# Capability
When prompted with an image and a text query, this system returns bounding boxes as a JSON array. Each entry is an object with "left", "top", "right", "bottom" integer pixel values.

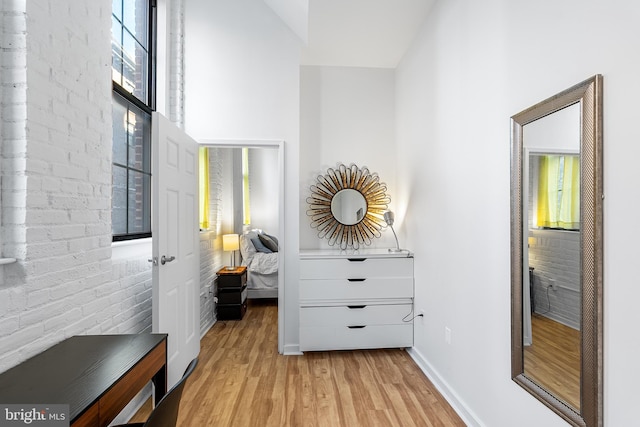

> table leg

[{"left": 152, "top": 365, "right": 167, "bottom": 405}]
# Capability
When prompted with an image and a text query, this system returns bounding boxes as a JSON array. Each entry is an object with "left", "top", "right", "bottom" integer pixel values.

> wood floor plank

[
  {"left": 131, "top": 299, "right": 465, "bottom": 426},
  {"left": 523, "top": 314, "right": 580, "bottom": 410}
]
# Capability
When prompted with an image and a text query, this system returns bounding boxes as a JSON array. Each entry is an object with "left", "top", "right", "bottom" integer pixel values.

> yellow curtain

[
  {"left": 242, "top": 147, "right": 251, "bottom": 225},
  {"left": 536, "top": 155, "right": 580, "bottom": 229},
  {"left": 199, "top": 147, "right": 210, "bottom": 230}
]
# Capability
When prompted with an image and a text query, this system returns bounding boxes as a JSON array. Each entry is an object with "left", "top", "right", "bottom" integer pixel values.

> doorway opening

[{"left": 199, "top": 139, "right": 285, "bottom": 354}]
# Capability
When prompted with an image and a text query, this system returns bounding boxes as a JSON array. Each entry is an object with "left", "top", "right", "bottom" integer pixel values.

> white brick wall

[
  {"left": 199, "top": 147, "right": 225, "bottom": 333},
  {"left": 168, "top": 0, "right": 185, "bottom": 127},
  {"left": 528, "top": 229, "right": 580, "bottom": 329},
  {"left": 199, "top": 234, "right": 217, "bottom": 332},
  {"left": 1, "top": 2, "right": 28, "bottom": 285},
  {"left": 0, "top": 0, "right": 221, "bottom": 374},
  {"left": 0, "top": 0, "right": 126, "bottom": 373}
]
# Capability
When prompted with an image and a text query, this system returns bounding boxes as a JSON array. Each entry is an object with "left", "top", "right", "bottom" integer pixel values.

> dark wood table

[{"left": 0, "top": 334, "right": 167, "bottom": 427}]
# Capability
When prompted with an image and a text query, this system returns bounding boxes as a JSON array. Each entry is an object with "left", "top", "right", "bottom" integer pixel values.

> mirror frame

[
  {"left": 307, "top": 163, "right": 390, "bottom": 249},
  {"left": 510, "top": 75, "right": 603, "bottom": 427}
]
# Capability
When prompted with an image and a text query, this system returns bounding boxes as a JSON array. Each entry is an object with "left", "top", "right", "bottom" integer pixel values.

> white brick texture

[
  {"left": 199, "top": 148, "right": 226, "bottom": 334},
  {"left": 0, "top": 0, "right": 215, "bottom": 374},
  {"left": 528, "top": 229, "right": 580, "bottom": 329},
  {"left": 0, "top": 0, "right": 120, "bottom": 373}
]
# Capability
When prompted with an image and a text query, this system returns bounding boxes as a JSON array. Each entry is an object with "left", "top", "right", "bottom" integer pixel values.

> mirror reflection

[
  {"left": 521, "top": 104, "right": 582, "bottom": 409},
  {"left": 522, "top": 104, "right": 582, "bottom": 411},
  {"left": 524, "top": 152, "right": 581, "bottom": 410},
  {"left": 331, "top": 189, "right": 367, "bottom": 225}
]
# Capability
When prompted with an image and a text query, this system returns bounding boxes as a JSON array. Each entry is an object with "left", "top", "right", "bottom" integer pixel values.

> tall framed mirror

[{"left": 510, "top": 75, "right": 603, "bottom": 427}]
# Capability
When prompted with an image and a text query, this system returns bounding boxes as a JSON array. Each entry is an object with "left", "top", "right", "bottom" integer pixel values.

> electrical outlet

[
  {"left": 445, "top": 327, "right": 452, "bottom": 344},
  {"left": 419, "top": 309, "right": 425, "bottom": 319},
  {"left": 549, "top": 278, "right": 558, "bottom": 291}
]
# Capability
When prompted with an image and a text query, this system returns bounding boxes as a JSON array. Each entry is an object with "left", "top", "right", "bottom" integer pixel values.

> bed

[{"left": 239, "top": 230, "right": 278, "bottom": 299}]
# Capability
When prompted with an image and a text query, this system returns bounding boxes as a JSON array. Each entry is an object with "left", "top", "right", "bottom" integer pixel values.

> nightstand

[{"left": 216, "top": 266, "right": 248, "bottom": 320}]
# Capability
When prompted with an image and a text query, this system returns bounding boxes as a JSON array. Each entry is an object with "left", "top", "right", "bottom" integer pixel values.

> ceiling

[{"left": 300, "top": 0, "right": 436, "bottom": 68}]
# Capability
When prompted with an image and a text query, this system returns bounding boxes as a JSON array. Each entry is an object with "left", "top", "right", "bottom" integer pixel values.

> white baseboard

[
  {"left": 283, "top": 343, "right": 302, "bottom": 355},
  {"left": 407, "top": 347, "right": 484, "bottom": 427}
]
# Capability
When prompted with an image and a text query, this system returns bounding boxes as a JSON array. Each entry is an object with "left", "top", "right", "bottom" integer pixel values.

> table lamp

[
  {"left": 222, "top": 234, "right": 240, "bottom": 270},
  {"left": 384, "top": 211, "right": 401, "bottom": 252}
]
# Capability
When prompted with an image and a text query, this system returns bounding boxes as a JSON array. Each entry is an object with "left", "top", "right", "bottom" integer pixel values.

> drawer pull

[
  {"left": 347, "top": 258, "right": 367, "bottom": 262},
  {"left": 347, "top": 305, "right": 367, "bottom": 309},
  {"left": 347, "top": 325, "right": 366, "bottom": 329},
  {"left": 347, "top": 278, "right": 366, "bottom": 282}
]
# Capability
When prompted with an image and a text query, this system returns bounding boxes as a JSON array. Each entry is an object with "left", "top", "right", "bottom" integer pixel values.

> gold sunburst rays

[{"left": 306, "top": 163, "right": 391, "bottom": 249}]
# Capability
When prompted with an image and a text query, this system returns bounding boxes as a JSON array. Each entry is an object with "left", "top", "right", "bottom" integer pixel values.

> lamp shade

[
  {"left": 383, "top": 211, "right": 395, "bottom": 226},
  {"left": 222, "top": 234, "right": 240, "bottom": 252}
]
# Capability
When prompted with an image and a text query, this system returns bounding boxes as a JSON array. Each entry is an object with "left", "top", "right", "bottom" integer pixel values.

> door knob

[{"left": 161, "top": 255, "right": 176, "bottom": 265}]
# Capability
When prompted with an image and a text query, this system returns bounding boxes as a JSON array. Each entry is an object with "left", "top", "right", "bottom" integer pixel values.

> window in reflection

[{"left": 533, "top": 155, "right": 580, "bottom": 231}]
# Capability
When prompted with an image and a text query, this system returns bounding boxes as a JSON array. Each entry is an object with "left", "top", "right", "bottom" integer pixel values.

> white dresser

[{"left": 299, "top": 249, "right": 414, "bottom": 352}]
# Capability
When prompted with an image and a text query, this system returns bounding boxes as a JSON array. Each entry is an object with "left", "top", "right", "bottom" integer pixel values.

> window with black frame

[{"left": 111, "top": 0, "right": 155, "bottom": 241}]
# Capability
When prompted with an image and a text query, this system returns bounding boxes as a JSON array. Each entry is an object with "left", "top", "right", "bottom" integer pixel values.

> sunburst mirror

[{"left": 306, "top": 163, "right": 390, "bottom": 249}]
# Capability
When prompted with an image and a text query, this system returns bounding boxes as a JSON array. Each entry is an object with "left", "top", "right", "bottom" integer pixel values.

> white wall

[
  {"left": 184, "top": 0, "right": 300, "bottom": 141},
  {"left": 184, "top": 0, "right": 300, "bottom": 352},
  {"left": 300, "top": 66, "right": 399, "bottom": 250},
  {"left": 397, "top": 0, "right": 640, "bottom": 425}
]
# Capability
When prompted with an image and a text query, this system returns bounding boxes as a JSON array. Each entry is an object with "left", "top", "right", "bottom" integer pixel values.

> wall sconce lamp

[
  {"left": 222, "top": 234, "right": 240, "bottom": 270},
  {"left": 384, "top": 211, "right": 402, "bottom": 252}
]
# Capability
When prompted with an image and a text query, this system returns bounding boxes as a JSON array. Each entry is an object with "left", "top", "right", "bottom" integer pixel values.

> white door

[{"left": 152, "top": 112, "right": 200, "bottom": 388}]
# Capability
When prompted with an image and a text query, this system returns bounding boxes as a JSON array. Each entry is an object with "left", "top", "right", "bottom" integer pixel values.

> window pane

[
  {"left": 111, "top": 17, "right": 123, "bottom": 86},
  {"left": 112, "top": 0, "right": 122, "bottom": 21},
  {"left": 122, "top": 30, "right": 138, "bottom": 94},
  {"left": 123, "top": 0, "right": 148, "bottom": 46},
  {"left": 133, "top": 40, "right": 148, "bottom": 101},
  {"left": 112, "top": 0, "right": 150, "bottom": 104},
  {"left": 112, "top": 165, "right": 128, "bottom": 234},
  {"left": 121, "top": 30, "right": 148, "bottom": 101},
  {"left": 112, "top": 93, "right": 128, "bottom": 166},
  {"left": 127, "top": 104, "right": 151, "bottom": 172},
  {"left": 128, "top": 170, "right": 151, "bottom": 234}
]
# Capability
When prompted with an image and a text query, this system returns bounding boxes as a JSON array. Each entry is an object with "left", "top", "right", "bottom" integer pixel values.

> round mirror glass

[{"left": 330, "top": 189, "right": 367, "bottom": 225}]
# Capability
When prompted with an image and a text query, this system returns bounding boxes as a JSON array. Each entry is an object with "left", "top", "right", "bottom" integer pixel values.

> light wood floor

[
  {"left": 523, "top": 314, "right": 580, "bottom": 409},
  {"left": 131, "top": 299, "right": 465, "bottom": 426}
]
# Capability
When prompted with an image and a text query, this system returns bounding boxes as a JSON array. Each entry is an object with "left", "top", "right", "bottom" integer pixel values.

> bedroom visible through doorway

[{"left": 198, "top": 139, "right": 285, "bottom": 354}]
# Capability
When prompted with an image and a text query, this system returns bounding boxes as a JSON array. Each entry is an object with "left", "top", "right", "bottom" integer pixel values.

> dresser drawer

[
  {"left": 300, "top": 277, "right": 413, "bottom": 302},
  {"left": 300, "top": 324, "right": 413, "bottom": 351},
  {"left": 218, "top": 285, "right": 248, "bottom": 305},
  {"left": 300, "top": 257, "right": 412, "bottom": 280},
  {"left": 298, "top": 251, "right": 414, "bottom": 352},
  {"left": 300, "top": 304, "right": 413, "bottom": 327},
  {"left": 217, "top": 267, "right": 248, "bottom": 288}
]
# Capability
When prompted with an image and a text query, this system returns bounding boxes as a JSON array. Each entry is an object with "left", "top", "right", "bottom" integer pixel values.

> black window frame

[{"left": 111, "top": 0, "right": 157, "bottom": 242}]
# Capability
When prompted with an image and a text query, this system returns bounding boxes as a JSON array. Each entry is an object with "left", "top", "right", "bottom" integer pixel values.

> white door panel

[{"left": 152, "top": 112, "right": 200, "bottom": 388}]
